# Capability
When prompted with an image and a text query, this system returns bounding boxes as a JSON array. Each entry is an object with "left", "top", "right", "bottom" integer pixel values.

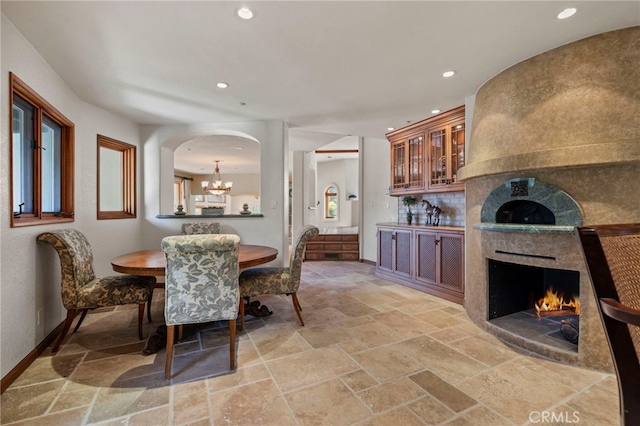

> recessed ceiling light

[
  {"left": 234, "top": 147, "right": 244, "bottom": 150},
  {"left": 216, "top": 82, "right": 229, "bottom": 89},
  {"left": 442, "top": 70, "right": 456, "bottom": 78},
  {"left": 237, "top": 7, "right": 254, "bottom": 20},
  {"left": 387, "top": 127, "right": 395, "bottom": 131},
  {"left": 557, "top": 8, "right": 577, "bottom": 19},
  {"left": 431, "top": 109, "right": 441, "bottom": 114}
]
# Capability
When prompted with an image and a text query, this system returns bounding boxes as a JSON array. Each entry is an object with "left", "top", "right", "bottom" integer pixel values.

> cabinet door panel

[
  {"left": 438, "top": 234, "right": 464, "bottom": 292},
  {"left": 394, "top": 230, "right": 413, "bottom": 277},
  {"left": 450, "top": 122, "right": 465, "bottom": 182},
  {"left": 378, "top": 229, "right": 393, "bottom": 272},
  {"left": 429, "top": 128, "right": 447, "bottom": 187},
  {"left": 416, "top": 231, "right": 437, "bottom": 284},
  {"left": 391, "top": 141, "right": 406, "bottom": 191}
]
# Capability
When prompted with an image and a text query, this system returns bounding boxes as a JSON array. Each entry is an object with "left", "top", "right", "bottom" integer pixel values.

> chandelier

[{"left": 201, "top": 160, "right": 233, "bottom": 195}]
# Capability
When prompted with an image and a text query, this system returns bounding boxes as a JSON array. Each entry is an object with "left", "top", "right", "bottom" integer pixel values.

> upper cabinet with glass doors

[
  {"left": 389, "top": 130, "right": 425, "bottom": 194},
  {"left": 387, "top": 106, "right": 465, "bottom": 196}
]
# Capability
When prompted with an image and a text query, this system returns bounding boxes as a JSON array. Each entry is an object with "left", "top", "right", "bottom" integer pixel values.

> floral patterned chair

[
  {"left": 37, "top": 229, "right": 156, "bottom": 353},
  {"left": 238, "top": 225, "right": 319, "bottom": 329},
  {"left": 181, "top": 222, "right": 220, "bottom": 235},
  {"left": 161, "top": 234, "right": 241, "bottom": 380}
]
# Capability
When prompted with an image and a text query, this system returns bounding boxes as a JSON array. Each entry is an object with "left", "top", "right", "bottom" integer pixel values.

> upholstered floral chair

[
  {"left": 37, "top": 229, "right": 156, "bottom": 353},
  {"left": 181, "top": 222, "right": 220, "bottom": 235},
  {"left": 161, "top": 234, "right": 241, "bottom": 380},
  {"left": 238, "top": 225, "right": 319, "bottom": 329}
]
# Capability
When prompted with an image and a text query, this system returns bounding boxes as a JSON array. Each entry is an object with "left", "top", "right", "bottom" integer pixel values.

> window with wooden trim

[
  {"left": 97, "top": 135, "right": 136, "bottom": 219},
  {"left": 324, "top": 185, "right": 338, "bottom": 219},
  {"left": 10, "top": 73, "right": 75, "bottom": 227}
]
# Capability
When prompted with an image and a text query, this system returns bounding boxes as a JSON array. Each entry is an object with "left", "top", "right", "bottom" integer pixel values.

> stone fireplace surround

[{"left": 458, "top": 26, "right": 640, "bottom": 372}]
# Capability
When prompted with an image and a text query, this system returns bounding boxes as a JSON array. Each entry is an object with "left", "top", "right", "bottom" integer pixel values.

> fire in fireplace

[{"left": 488, "top": 259, "right": 580, "bottom": 351}]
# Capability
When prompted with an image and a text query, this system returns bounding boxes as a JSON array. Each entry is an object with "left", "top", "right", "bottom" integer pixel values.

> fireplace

[
  {"left": 488, "top": 259, "right": 579, "bottom": 353},
  {"left": 458, "top": 27, "right": 639, "bottom": 372}
]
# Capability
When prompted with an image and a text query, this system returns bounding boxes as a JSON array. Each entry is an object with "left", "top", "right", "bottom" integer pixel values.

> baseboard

[
  {"left": 361, "top": 259, "right": 376, "bottom": 266},
  {"left": 1, "top": 321, "right": 64, "bottom": 394}
]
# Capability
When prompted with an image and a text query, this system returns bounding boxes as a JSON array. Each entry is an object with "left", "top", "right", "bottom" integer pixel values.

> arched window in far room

[{"left": 324, "top": 185, "right": 338, "bottom": 220}]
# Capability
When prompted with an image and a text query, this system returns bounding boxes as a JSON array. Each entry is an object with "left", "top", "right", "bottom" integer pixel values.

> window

[
  {"left": 10, "top": 73, "right": 75, "bottom": 227},
  {"left": 324, "top": 185, "right": 338, "bottom": 219},
  {"left": 97, "top": 135, "right": 136, "bottom": 219}
]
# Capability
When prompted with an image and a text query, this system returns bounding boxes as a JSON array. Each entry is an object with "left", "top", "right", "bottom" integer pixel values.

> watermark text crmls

[{"left": 529, "top": 411, "right": 580, "bottom": 423}]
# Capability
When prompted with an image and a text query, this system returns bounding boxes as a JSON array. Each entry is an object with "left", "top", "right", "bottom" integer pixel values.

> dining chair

[
  {"left": 181, "top": 222, "right": 220, "bottom": 235},
  {"left": 161, "top": 234, "right": 241, "bottom": 380},
  {"left": 238, "top": 225, "right": 319, "bottom": 329},
  {"left": 576, "top": 223, "right": 640, "bottom": 426},
  {"left": 37, "top": 229, "right": 156, "bottom": 353}
]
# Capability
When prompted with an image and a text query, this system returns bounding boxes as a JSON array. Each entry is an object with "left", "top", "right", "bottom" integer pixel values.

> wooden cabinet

[
  {"left": 427, "top": 115, "right": 465, "bottom": 192},
  {"left": 415, "top": 229, "right": 465, "bottom": 300},
  {"left": 376, "top": 225, "right": 464, "bottom": 304},
  {"left": 377, "top": 227, "right": 413, "bottom": 278},
  {"left": 387, "top": 106, "right": 465, "bottom": 195},
  {"left": 389, "top": 131, "right": 426, "bottom": 194}
]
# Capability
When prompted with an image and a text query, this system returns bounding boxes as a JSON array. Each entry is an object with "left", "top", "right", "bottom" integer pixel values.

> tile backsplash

[{"left": 398, "top": 192, "right": 465, "bottom": 227}]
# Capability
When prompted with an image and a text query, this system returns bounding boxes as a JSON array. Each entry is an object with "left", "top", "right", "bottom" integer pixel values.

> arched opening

[{"left": 162, "top": 129, "right": 261, "bottom": 216}]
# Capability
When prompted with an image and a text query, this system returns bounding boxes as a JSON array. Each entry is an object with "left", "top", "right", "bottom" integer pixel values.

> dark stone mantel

[{"left": 472, "top": 223, "right": 575, "bottom": 234}]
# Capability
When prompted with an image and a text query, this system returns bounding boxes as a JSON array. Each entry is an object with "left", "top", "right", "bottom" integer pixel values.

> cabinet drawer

[{"left": 343, "top": 243, "right": 359, "bottom": 251}]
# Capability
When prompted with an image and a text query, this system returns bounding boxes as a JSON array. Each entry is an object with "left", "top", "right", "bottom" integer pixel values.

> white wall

[
  {"left": 190, "top": 173, "right": 259, "bottom": 195},
  {"left": 361, "top": 137, "right": 396, "bottom": 262},
  {"left": 1, "top": 15, "right": 146, "bottom": 377}
]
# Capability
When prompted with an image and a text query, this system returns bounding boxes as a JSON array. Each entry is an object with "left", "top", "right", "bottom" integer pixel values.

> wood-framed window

[
  {"left": 10, "top": 73, "right": 75, "bottom": 227},
  {"left": 324, "top": 185, "right": 338, "bottom": 219},
  {"left": 97, "top": 135, "right": 136, "bottom": 219}
]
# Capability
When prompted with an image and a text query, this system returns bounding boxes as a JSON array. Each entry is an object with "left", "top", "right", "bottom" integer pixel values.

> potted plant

[
  {"left": 406, "top": 209, "right": 413, "bottom": 225},
  {"left": 402, "top": 196, "right": 418, "bottom": 225}
]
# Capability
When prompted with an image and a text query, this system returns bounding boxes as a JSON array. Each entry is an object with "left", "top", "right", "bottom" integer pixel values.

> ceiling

[{"left": 3, "top": 1, "right": 638, "bottom": 173}]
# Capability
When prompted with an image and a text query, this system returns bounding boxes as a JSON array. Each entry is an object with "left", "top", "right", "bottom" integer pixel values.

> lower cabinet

[{"left": 376, "top": 226, "right": 464, "bottom": 304}]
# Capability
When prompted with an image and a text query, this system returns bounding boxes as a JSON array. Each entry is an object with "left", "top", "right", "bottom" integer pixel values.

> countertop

[{"left": 376, "top": 222, "right": 464, "bottom": 232}]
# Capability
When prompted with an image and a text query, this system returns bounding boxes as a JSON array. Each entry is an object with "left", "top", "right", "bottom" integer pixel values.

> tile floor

[{"left": 1, "top": 261, "right": 620, "bottom": 425}]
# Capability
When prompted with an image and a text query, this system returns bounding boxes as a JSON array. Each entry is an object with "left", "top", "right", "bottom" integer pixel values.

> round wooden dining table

[{"left": 111, "top": 244, "right": 278, "bottom": 276}]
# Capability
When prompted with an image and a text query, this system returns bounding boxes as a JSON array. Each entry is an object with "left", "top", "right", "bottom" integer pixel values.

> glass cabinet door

[
  {"left": 451, "top": 122, "right": 465, "bottom": 182},
  {"left": 391, "top": 141, "right": 406, "bottom": 191},
  {"left": 429, "top": 128, "right": 447, "bottom": 186},
  {"left": 407, "top": 134, "right": 424, "bottom": 189}
]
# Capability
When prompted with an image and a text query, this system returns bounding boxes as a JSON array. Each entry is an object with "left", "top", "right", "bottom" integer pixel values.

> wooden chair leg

[
  {"left": 72, "top": 309, "right": 89, "bottom": 333},
  {"left": 165, "top": 325, "right": 175, "bottom": 380},
  {"left": 239, "top": 298, "right": 245, "bottom": 331},
  {"left": 147, "top": 291, "right": 153, "bottom": 323},
  {"left": 137, "top": 304, "right": 145, "bottom": 340},
  {"left": 178, "top": 325, "right": 183, "bottom": 341},
  {"left": 291, "top": 292, "right": 305, "bottom": 326},
  {"left": 53, "top": 310, "right": 76, "bottom": 353},
  {"left": 229, "top": 319, "right": 237, "bottom": 371}
]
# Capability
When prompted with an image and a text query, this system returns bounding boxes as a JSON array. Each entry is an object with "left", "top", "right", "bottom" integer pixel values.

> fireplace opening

[
  {"left": 488, "top": 259, "right": 580, "bottom": 352},
  {"left": 496, "top": 200, "right": 555, "bottom": 225}
]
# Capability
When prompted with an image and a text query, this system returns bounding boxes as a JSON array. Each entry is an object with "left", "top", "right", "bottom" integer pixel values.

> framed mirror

[{"left": 97, "top": 135, "right": 136, "bottom": 219}]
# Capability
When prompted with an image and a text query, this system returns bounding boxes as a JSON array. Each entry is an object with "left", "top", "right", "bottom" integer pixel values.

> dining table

[
  {"left": 111, "top": 244, "right": 278, "bottom": 354},
  {"left": 111, "top": 244, "right": 278, "bottom": 276}
]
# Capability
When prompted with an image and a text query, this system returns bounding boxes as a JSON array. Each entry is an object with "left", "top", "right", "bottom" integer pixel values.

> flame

[{"left": 535, "top": 286, "right": 580, "bottom": 316}]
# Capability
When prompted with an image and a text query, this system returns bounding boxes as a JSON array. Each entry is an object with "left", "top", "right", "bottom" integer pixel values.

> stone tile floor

[{"left": 1, "top": 261, "right": 620, "bottom": 425}]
